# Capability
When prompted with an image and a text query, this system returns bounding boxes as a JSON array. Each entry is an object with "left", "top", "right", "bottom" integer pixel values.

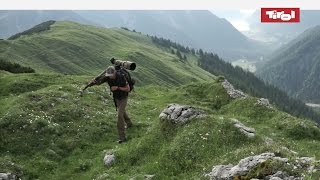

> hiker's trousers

[{"left": 116, "top": 96, "right": 132, "bottom": 140}]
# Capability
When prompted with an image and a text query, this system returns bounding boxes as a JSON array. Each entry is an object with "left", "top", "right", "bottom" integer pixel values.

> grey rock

[
  {"left": 0, "top": 173, "right": 17, "bottom": 180},
  {"left": 103, "top": 154, "right": 115, "bottom": 167},
  {"left": 159, "top": 104, "right": 205, "bottom": 124},
  {"left": 264, "top": 137, "right": 274, "bottom": 145},
  {"left": 267, "top": 171, "right": 287, "bottom": 179},
  {"left": 144, "top": 174, "right": 155, "bottom": 179},
  {"left": 96, "top": 173, "right": 109, "bottom": 180},
  {"left": 295, "top": 157, "right": 314, "bottom": 167},
  {"left": 206, "top": 165, "right": 233, "bottom": 179},
  {"left": 266, "top": 172, "right": 303, "bottom": 180},
  {"left": 221, "top": 80, "right": 247, "bottom": 99},
  {"left": 206, "top": 153, "right": 289, "bottom": 180},
  {"left": 269, "top": 177, "right": 282, "bottom": 180},
  {"left": 231, "top": 119, "right": 255, "bottom": 138},
  {"left": 255, "top": 98, "right": 272, "bottom": 108},
  {"left": 295, "top": 157, "right": 320, "bottom": 173}
]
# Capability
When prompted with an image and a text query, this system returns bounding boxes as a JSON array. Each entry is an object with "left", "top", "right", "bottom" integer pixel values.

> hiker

[{"left": 90, "top": 65, "right": 133, "bottom": 143}]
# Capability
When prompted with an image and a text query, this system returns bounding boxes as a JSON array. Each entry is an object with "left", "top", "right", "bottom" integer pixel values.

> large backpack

[{"left": 115, "top": 65, "right": 135, "bottom": 92}]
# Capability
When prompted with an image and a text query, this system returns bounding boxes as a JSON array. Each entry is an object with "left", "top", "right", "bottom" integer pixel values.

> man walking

[{"left": 91, "top": 66, "right": 133, "bottom": 143}]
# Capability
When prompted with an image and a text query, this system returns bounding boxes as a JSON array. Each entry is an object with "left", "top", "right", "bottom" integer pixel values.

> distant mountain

[
  {"left": 0, "top": 10, "right": 93, "bottom": 39},
  {"left": 75, "top": 10, "right": 267, "bottom": 61},
  {"left": 0, "top": 21, "right": 214, "bottom": 86},
  {"left": 247, "top": 10, "right": 320, "bottom": 44},
  {"left": 257, "top": 26, "right": 320, "bottom": 103}
]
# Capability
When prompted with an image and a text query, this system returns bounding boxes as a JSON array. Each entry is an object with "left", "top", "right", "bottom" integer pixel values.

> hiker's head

[{"left": 105, "top": 66, "right": 116, "bottom": 79}]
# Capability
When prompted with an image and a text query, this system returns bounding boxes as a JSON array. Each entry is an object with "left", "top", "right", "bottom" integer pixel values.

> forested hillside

[{"left": 257, "top": 26, "right": 320, "bottom": 103}]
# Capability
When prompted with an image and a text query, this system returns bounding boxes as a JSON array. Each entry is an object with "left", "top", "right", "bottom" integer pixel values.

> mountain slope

[
  {"left": 0, "top": 10, "right": 93, "bottom": 39},
  {"left": 0, "top": 21, "right": 215, "bottom": 86},
  {"left": 75, "top": 10, "right": 267, "bottom": 60},
  {"left": 0, "top": 21, "right": 319, "bottom": 179},
  {"left": 0, "top": 73, "right": 319, "bottom": 179},
  {"left": 257, "top": 26, "right": 320, "bottom": 103}
]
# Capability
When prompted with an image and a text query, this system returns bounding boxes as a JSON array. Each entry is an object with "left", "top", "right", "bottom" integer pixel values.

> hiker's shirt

[{"left": 107, "top": 73, "right": 128, "bottom": 100}]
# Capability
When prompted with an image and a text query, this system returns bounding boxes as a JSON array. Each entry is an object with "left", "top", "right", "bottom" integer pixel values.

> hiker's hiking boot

[{"left": 118, "top": 138, "right": 127, "bottom": 144}]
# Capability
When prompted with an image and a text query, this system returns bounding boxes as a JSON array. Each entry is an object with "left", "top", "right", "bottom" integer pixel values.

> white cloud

[
  {"left": 211, "top": 9, "right": 256, "bottom": 31},
  {"left": 239, "top": 9, "right": 256, "bottom": 17},
  {"left": 230, "top": 20, "right": 250, "bottom": 31}
]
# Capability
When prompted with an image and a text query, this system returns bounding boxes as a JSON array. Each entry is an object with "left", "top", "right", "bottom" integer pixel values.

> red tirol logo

[{"left": 261, "top": 8, "right": 300, "bottom": 23}]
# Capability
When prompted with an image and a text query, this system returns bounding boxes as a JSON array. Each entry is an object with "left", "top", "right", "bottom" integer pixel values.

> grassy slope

[
  {"left": 0, "top": 73, "right": 319, "bottom": 179},
  {"left": 0, "top": 21, "right": 214, "bottom": 86},
  {"left": 0, "top": 21, "right": 319, "bottom": 179}
]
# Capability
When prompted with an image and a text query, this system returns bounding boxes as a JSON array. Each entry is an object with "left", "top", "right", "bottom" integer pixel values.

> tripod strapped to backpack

[{"left": 81, "top": 58, "right": 136, "bottom": 94}]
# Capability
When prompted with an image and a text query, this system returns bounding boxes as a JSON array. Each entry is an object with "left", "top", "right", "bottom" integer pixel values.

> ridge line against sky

[{"left": 211, "top": 9, "right": 256, "bottom": 31}]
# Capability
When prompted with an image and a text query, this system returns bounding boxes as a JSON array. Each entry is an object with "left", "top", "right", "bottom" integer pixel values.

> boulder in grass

[
  {"left": 159, "top": 104, "right": 205, "bottom": 124},
  {"left": 221, "top": 80, "right": 247, "bottom": 99}
]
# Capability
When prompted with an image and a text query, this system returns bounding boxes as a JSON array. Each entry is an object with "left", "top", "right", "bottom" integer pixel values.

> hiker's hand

[
  {"left": 91, "top": 79, "right": 97, "bottom": 84},
  {"left": 111, "top": 86, "right": 118, "bottom": 91}
]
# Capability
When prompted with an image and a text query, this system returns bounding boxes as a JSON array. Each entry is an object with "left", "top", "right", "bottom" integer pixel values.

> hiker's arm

[
  {"left": 90, "top": 70, "right": 108, "bottom": 86},
  {"left": 87, "top": 77, "right": 106, "bottom": 87},
  {"left": 112, "top": 76, "right": 130, "bottom": 92},
  {"left": 118, "top": 84, "right": 130, "bottom": 92},
  {"left": 82, "top": 72, "right": 107, "bottom": 91},
  {"left": 111, "top": 84, "right": 130, "bottom": 92}
]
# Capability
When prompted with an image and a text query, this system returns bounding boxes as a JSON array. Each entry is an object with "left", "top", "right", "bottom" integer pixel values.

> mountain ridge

[
  {"left": 76, "top": 10, "right": 267, "bottom": 60},
  {"left": 257, "top": 25, "right": 320, "bottom": 103},
  {"left": 0, "top": 21, "right": 215, "bottom": 86}
]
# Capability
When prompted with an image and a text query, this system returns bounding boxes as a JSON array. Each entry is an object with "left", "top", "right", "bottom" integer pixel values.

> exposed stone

[
  {"left": 96, "top": 173, "right": 109, "bottom": 180},
  {"left": 231, "top": 119, "right": 255, "bottom": 138},
  {"left": 221, "top": 80, "right": 247, "bottom": 99},
  {"left": 206, "top": 164, "right": 233, "bottom": 179},
  {"left": 266, "top": 171, "right": 303, "bottom": 180},
  {"left": 255, "top": 98, "right": 272, "bottom": 108},
  {"left": 264, "top": 137, "right": 274, "bottom": 145},
  {"left": 205, "top": 153, "right": 289, "bottom": 180},
  {"left": 0, "top": 173, "right": 17, "bottom": 180},
  {"left": 103, "top": 153, "right": 115, "bottom": 167},
  {"left": 159, "top": 104, "right": 205, "bottom": 124},
  {"left": 295, "top": 157, "right": 320, "bottom": 173},
  {"left": 295, "top": 157, "right": 314, "bottom": 167},
  {"left": 269, "top": 177, "right": 282, "bottom": 180},
  {"left": 268, "top": 171, "right": 287, "bottom": 179},
  {"left": 144, "top": 174, "right": 155, "bottom": 179}
]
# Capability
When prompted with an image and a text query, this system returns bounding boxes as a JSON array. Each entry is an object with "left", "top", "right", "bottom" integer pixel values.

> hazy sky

[{"left": 210, "top": 9, "right": 256, "bottom": 31}]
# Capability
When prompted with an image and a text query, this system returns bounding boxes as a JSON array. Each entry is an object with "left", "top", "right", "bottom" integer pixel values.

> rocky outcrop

[
  {"left": 231, "top": 119, "right": 255, "bottom": 138},
  {"left": 205, "top": 152, "right": 320, "bottom": 180},
  {"left": 96, "top": 173, "right": 109, "bottom": 180},
  {"left": 221, "top": 80, "right": 247, "bottom": 99},
  {"left": 103, "top": 153, "right": 115, "bottom": 167},
  {"left": 144, "top": 174, "right": 155, "bottom": 180},
  {"left": 205, "top": 153, "right": 289, "bottom": 179},
  {"left": 295, "top": 157, "right": 320, "bottom": 173},
  {"left": 159, "top": 104, "right": 205, "bottom": 124},
  {"left": 255, "top": 98, "right": 272, "bottom": 108},
  {"left": 266, "top": 171, "right": 302, "bottom": 180},
  {"left": 0, "top": 173, "right": 17, "bottom": 180}
]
